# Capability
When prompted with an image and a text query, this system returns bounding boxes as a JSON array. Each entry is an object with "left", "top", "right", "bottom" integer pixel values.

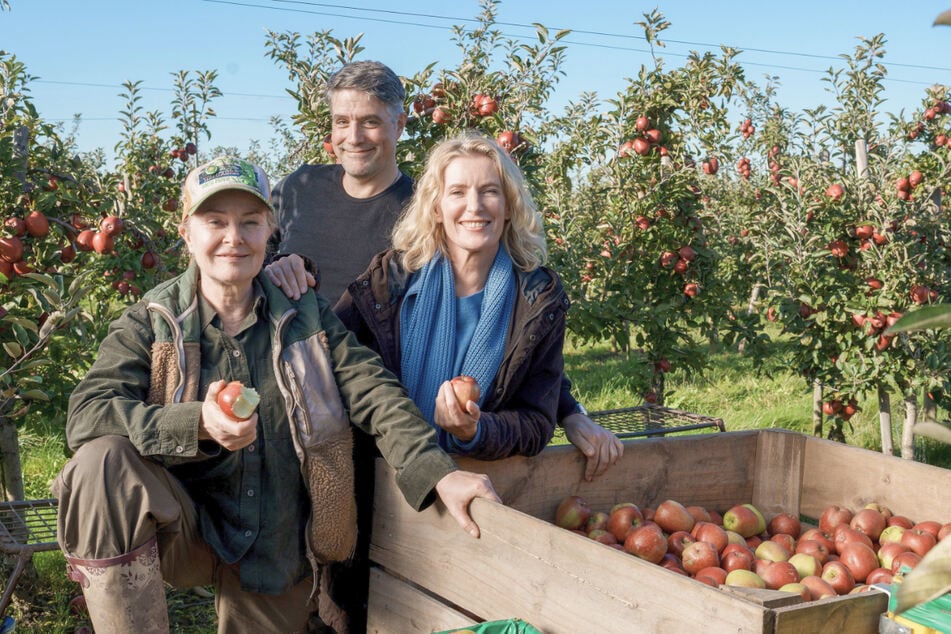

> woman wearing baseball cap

[{"left": 53, "top": 156, "right": 499, "bottom": 633}]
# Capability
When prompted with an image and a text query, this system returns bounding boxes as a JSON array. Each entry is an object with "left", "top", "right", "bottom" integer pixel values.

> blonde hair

[{"left": 392, "top": 131, "right": 547, "bottom": 273}]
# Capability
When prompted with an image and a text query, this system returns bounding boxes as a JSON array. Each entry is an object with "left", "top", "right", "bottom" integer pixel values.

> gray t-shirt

[{"left": 269, "top": 164, "right": 414, "bottom": 304}]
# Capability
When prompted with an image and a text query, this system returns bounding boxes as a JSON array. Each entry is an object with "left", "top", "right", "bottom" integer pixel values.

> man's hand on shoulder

[{"left": 264, "top": 254, "right": 316, "bottom": 300}]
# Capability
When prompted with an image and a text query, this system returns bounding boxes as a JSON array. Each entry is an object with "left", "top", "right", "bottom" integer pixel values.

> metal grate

[
  {"left": 555, "top": 404, "right": 725, "bottom": 440},
  {"left": 0, "top": 498, "right": 60, "bottom": 616}
]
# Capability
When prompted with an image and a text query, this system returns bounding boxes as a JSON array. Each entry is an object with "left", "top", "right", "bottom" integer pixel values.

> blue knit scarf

[{"left": 400, "top": 247, "right": 516, "bottom": 428}]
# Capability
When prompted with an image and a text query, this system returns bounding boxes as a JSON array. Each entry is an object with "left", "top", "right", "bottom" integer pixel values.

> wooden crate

[{"left": 366, "top": 429, "right": 951, "bottom": 633}]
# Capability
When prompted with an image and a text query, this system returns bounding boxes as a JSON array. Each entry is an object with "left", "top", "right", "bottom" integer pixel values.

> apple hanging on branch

[{"left": 217, "top": 380, "right": 260, "bottom": 421}]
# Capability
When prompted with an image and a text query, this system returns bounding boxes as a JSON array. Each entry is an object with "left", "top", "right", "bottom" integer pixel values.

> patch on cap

[{"left": 182, "top": 156, "right": 273, "bottom": 219}]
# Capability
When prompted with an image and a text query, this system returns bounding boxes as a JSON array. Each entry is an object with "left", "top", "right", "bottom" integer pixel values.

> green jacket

[{"left": 66, "top": 263, "right": 457, "bottom": 594}]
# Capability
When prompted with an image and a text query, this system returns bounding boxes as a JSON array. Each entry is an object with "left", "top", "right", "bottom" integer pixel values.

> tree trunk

[
  {"left": 901, "top": 393, "right": 917, "bottom": 460},
  {"left": 812, "top": 381, "right": 823, "bottom": 437},
  {"left": 745, "top": 283, "right": 762, "bottom": 315},
  {"left": 878, "top": 387, "right": 893, "bottom": 456},
  {"left": 0, "top": 416, "right": 25, "bottom": 500}
]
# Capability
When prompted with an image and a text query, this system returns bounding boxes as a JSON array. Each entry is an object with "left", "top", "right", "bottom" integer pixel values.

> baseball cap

[{"left": 181, "top": 156, "right": 273, "bottom": 219}]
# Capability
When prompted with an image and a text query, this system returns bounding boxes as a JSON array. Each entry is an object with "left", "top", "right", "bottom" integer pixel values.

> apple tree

[{"left": 538, "top": 10, "right": 759, "bottom": 404}]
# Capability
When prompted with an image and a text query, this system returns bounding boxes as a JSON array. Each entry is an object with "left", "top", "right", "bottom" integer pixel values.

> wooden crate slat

[{"left": 366, "top": 566, "right": 474, "bottom": 634}]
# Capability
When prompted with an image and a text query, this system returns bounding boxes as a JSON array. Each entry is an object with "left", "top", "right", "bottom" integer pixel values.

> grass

[{"left": 3, "top": 333, "right": 950, "bottom": 631}]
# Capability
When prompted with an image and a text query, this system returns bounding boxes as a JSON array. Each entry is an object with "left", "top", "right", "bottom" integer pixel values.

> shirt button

[
  {"left": 247, "top": 444, "right": 255, "bottom": 452},
  {"left": 232, "top": 349, "right": 241, "bottom": 358},
  {"left": 362, "top": 280, "right": 369, "bottom": 287},
  {"left": 247, "top": 489, "right": 255, "bottom": 497},
  {"left": 374, "top": 303, "right": 382, "bottom": 310},
  {"left": 175, "top": 446, "right": 184, "bottom": 453},
  {"left": 244, "top": 530, "right": 252, "bottom": 538}
]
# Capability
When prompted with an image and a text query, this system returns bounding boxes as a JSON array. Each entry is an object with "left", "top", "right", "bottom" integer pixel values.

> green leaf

[
  {"left": 20, "top": 389, "right": 50, "bottom": 401},
  {"left": 885, "top": 305, "right": 951, "bottom": 334},
  {"left": 3, "top": 342, "right": 23, "bottom": 358},
  {"left": 894, "top": 536, "right": 951, "bottom": 613}
]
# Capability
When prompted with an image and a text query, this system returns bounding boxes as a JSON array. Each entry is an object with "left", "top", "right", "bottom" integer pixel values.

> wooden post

[
  {"left": 902, "top": 393, "right": 917, "bottom": 460},
  {"left": 0, "top": 416, "right": 25, "bottom": 501},
  {"left": 813, "top": 380, "right": 824, "bottom": 437},
  {"left": 854, "top": 139, "right": 868, "bottom": 178},
  {"left": 878, "top": 387, "right": 893, "bottom": 456}
]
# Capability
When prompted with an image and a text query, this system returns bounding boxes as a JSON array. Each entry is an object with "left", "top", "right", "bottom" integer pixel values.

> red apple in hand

[
  {"left": 450, "top": 375, "right": 481, "bottom": 409},
  {"left": 217, "top": 381, "right": 260, "bottom": 421}
]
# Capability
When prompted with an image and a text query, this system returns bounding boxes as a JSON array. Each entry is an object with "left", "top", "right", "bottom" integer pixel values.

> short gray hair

[{"left": 325, "top": 61, "right": 406, "bottom": 120}]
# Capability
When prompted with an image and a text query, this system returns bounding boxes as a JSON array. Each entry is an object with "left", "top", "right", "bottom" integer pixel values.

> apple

[
  {"left": 779, "top": 582, "right": 810, "bottom": 602},
  {"left": 912, "top": 520, "right": 942, "bottom": 539},
  {"left": 91, "top": 231, "right": 114, "bottom": 255},
  {"left": 755, "top": 540, "right": 790, "bottom": 563},
  {"left": 760, "top": 561, "right": 800, "bottom": 590},
  {"left": 635, "top": 115, "right": 650, "bottom": 132},
  {"left": 723, "top": 504, "right": 764, "bottom": 538},
  {"left": 24, "top": 210, "right": 49, "bottom": 238},
  {"left": 788, "top": 552, "right": 821, "bottom": 579},
  {"left": 683, "top": 283, "right": 699, "bottom": 298},
  {"left": 623, "top": 524, "right": 667, "bottom": 564},
  {"left": 887, "top": 515, "right": 915, "bottom": 529},
  {"left": 607, "top": 502, "right": 644, "bottom": 542},
  {"left": 450, "top": 375, "right": 481, "bottom": 409},
  {"left": 801, "top": 575, "right": 837, "bottom": 601},
  {"left": 431, "top": 106, "right": 451, "bottom": 124},
  {"left": 666, "top": 530, "right": 696, "bottom": 558},
  {"left": 99, "top": 215, "right": 124, "bottom": 237},
  {"left": 800, "top": 529, "right": 835, "bottom": 556},
  {"left": 770, "top": 533, "right": 796, "bottom": 555},
  {"left": 691, "top": 521, "right": 729, "bottom": 553},
  {"left": 654, "top": 499, "right": 695, "bottom": 534},
  {"left": 865, "top": 567, "right": 894, "bottom": 585},
  {"left": 721, "top": 549, "right": 754, "bottom": 573},
  {"left": 496, "top": 130, "right": 521, "bottom": 154},
  {"left": 821, "top": 560, "right": 856, "bottom": 595},
  {"left": 554, "top": 495, "right": 592, "bottom": 531},
  {"left": 838, "top": 542, "right": 878, "bottom": 582},
  {"left": 217, "top": 380, "right": 260, "bottom": 421},
  {"left": 825, "top": 183, "right": 844, "bottom": 201},
  {"left": 694, "top": 566, "right": 727, "bottom": 586},
  {"left": 890, "top": 551, "right": 922, "bottom": 573},
  {"left": 768, "top": 513, "right": 801, "bottom": 539},
  {"left": 819, "top": 505, "right": 853, "bottom": 533},
  {"left": 901, "top": 527, "right": 937, "bottom": 557},
  {"left": 938, "top": 522, "right": 951, "bottom": 541},
  {"left": 877, "top": 542, "right": 911, "bottom": 570},
  {"left": 833, "top": 526, "right": 873, "bottom": 554},
  {"left": 659, "top": 553, "right": 685, "bottom": 574},
  {"left": 587, "top": 529, "right": 618, "bottom": 546},
  {"left": 724, "top": 569, "right": 765, "bottom": 589},
  {"left": 685, "top": 505, "right": 711, "bottom": 524},
  {"left": 878, "top": 525, "right": 906, "bottom": 545},
  {"left": 584, "top": 511, "right": 609, "bottom": 533},
  {"left": 0, "top": 236, "right": 23, "bottom": 263},
  {"left": 745, "top": 535, "right": 763, "bottom": 550},
  {"left": 681, "top": 540, "right": 719, "bottom": 576},
  {"left": 850, "top": 508, "right": 886, "bottom": 542}
]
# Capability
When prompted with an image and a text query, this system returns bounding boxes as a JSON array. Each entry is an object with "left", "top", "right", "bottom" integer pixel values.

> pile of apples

[{"left": 553, "top": 495, "right": 949, "bottom": 602}]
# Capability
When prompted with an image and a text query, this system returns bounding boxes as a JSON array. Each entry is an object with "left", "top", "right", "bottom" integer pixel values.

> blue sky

[{"left": 1, "top": 1, "right": 949, "bottom": 163}]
